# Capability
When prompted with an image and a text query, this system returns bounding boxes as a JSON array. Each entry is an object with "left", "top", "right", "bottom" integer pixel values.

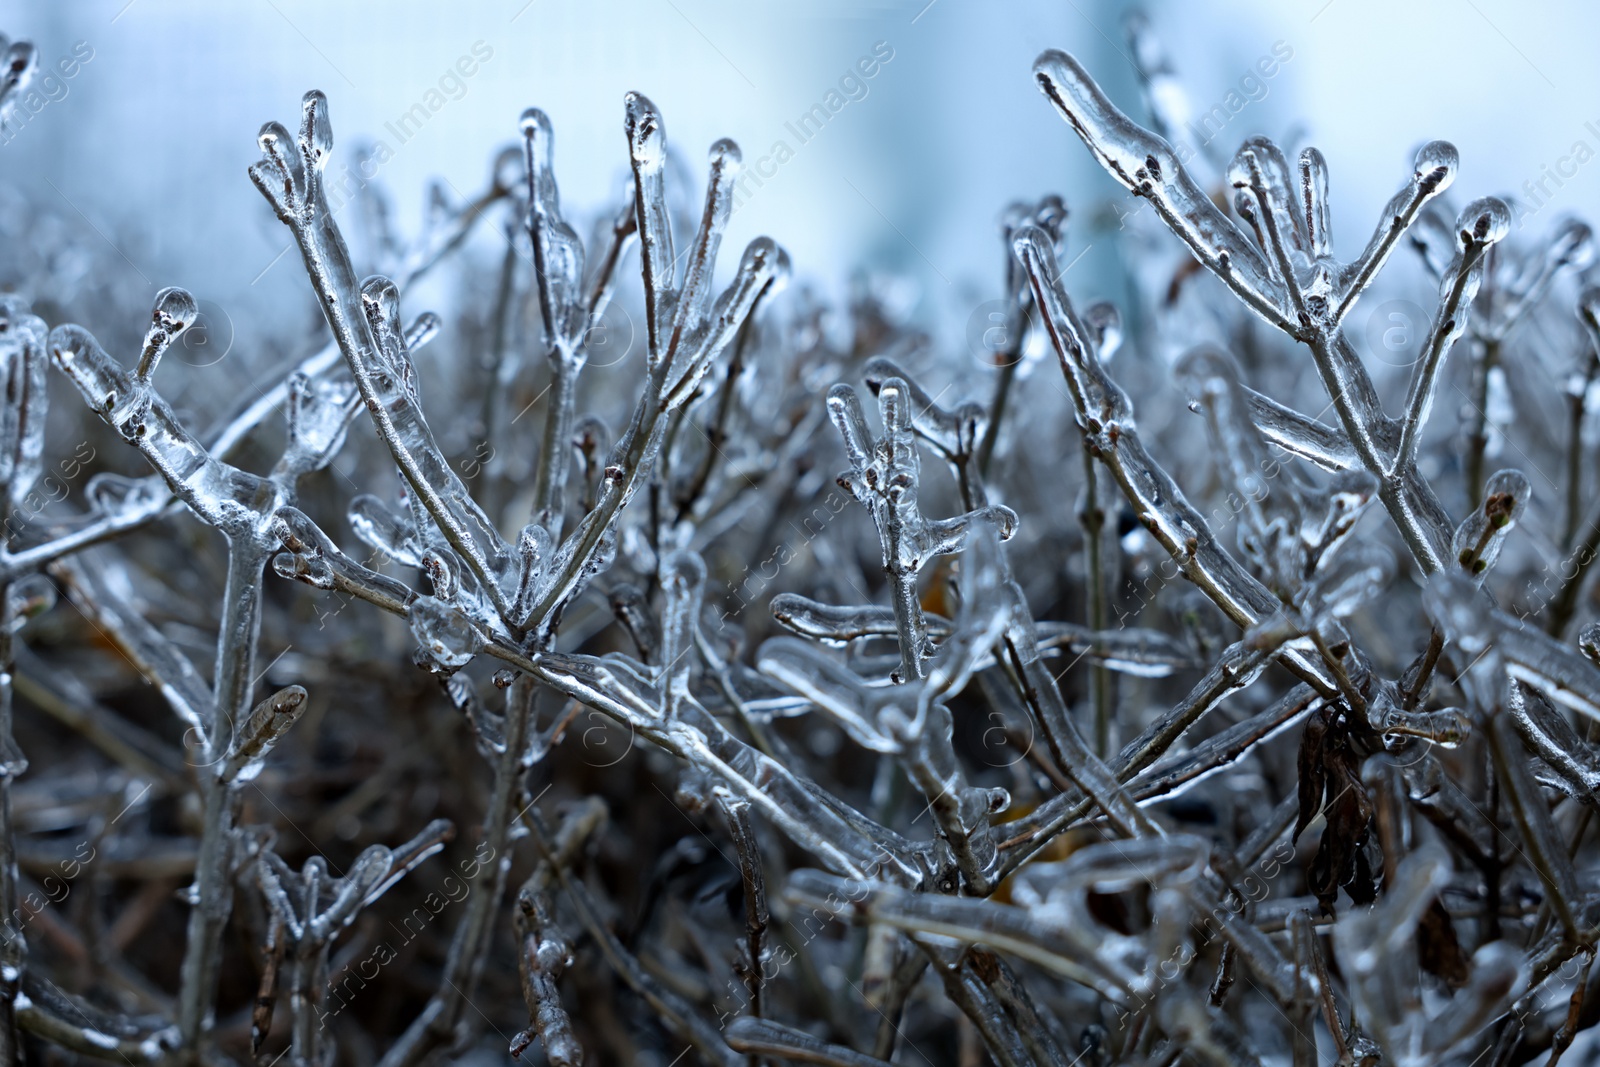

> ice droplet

[
  {"left": 1450, "top": 468, "right": 1529, "bottom": 580},
  {"left": 134, "top": 287, "right": 199, "bottom": 383},
  {"left": 1456, "top": 196, "right": 1511, "bottom": 248},
  {"left": 408, "top": 595, "right": 484, "bottom": 674},
  {"left": 300, "top": 89, "right": 334, "bottom": 173}
]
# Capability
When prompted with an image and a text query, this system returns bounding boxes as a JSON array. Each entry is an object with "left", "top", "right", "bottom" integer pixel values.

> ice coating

[
  {"left": 521, "top": 107, "right": 587, "bottom": 352},
  {"left": 10, "top": 36, "right": 1600, "bottom": 1066},
  {"left": 662, "top": 235, "right": 790, "bottom": 410},
  {"left": 50, "top": 323, "right": 279, "bottom": 538},
  {"left": 0, "top": 79, "right": 814, "bottom": 1067},
  {"left": 347, "top": 493, "right": 424, "bottom": 568},
  {"left": 254, "top": 820, "right": 454, "bottom": 1066},
  {"left": 625, "top": 90, "right": 674, "bottom": 363},
  {"left": 1228, "top": 136, "right": 1305, "bottom": 266},
  {"left": 760, "top": 622, "right": 1014, "bottom": 888},
  {"left": 1337, "top": 139, "right": 1459, "bottom": 321},
  {"left": 251, "top": 92, "right": 518, "bottom": 623},
  {"left": 1177, "top": 346, "right": 1308, "bottom": 583},
  {"left": 0, "top": 298, "right": 48, "bottom": 509},
  {"left": 0, "top": 37, "right": 38, "bottom": 129},
  {"left": 1298, "top": 147, "right": 1332, "bottom": 260},
  {"left": 532, "top": 647, "right": 925, "bottom": 885},
  {"left": 1450, "top": 468, "right": 1530, "bottom": 580},
  {"left": 1013, "top": 223, "right": 1331, "bottom": 676},
  {"left": 826, "top": 376, "right": 1016, "bottom": 683},
  {"left": 223, "top": 685, "right": 307, "bottom": 782},
  {"left": 408, "top": 594, "right": 485, "bottom": 673},
  {"left": 134, "top": 287, "right": 199, "bottom": 383},
  {"left": 863, "top": 354, "right": 985, "bottom": 462},
  {"left": 656, "top": 548, "right": 705, "bottom": 713},
  {"left": 665, "top": 138, "right": 741, "bottom": 360},
  {"left": 1033, "top": 50, "right": 1288, "bottom": 326},
  {"left": 1392, "top": 197, "right": 1511, "bottom": 470}
]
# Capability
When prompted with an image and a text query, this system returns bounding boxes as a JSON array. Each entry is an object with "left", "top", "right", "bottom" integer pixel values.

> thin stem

[
  {"left": 0, "top": 573, "right": 22, "bottom": 1067},
  {"left": 278, "top": 182, "right": 515, "bottom": 617},
  {"left": 1393, "top": 240, "right": 1493, "bottom": 473},
  {"left": 1548, "top": 506, "right": 1600, "bottom": 638},
  {"left": 1239, "top": 156, "right": 1308, "bottom": 323},
  {"left": 1465, "top": 337, "right": 1500, "bottom": 513},
  {"left": 378, "top": 673, "right": 535, "bottom": 1067},
  {"left": 525, "top": 808, "right": 739, "bottom": 1067},
  {"left": 1400, "top": 628, "right": 1446, "bottom": 710},
  {"left": 1333, "top": 180, "right": 1444, "bottom": 326},
  {"left": 1080, "top": 446, "right": 1112, "bottom": 756},
  {"left": 1310, "top": 629, "right": 1366, "bottom": 717},
  {"left": 676, "top": 299, "right": 760, "bottom": 523},
  {"left": 0, "top": 496, "right": 167, "bottom": 583},
  {"left": 1564, "top": 363, "right": 1599, "bottom": 554},
  {"left": 176, "top": 540, "right": 266, "bottom": 1059},
  {"left": 720, "top": 796, "right": 769, "bottom": 1031},
  {"left": 1308, "top": 332, "right": 1451, "bottom": 574},
  {"left": 526, "top": 388, "right": 669, "bottom": 635},
  {"left": 977, "top": 356, "right": 1018, "bottom": 477},
  {"left": 531, "top": 351, "right": 581, "bottom": 535}
]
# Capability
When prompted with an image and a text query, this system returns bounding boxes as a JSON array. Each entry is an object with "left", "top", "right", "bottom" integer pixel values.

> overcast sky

[{"left": 3, "top": 0, "right": 1597, "bottom": 333}]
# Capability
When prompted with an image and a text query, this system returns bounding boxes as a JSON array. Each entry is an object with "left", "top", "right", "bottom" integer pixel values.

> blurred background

[{"left": 3, "top": 0, "right": 1600, "bottom": 345}]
